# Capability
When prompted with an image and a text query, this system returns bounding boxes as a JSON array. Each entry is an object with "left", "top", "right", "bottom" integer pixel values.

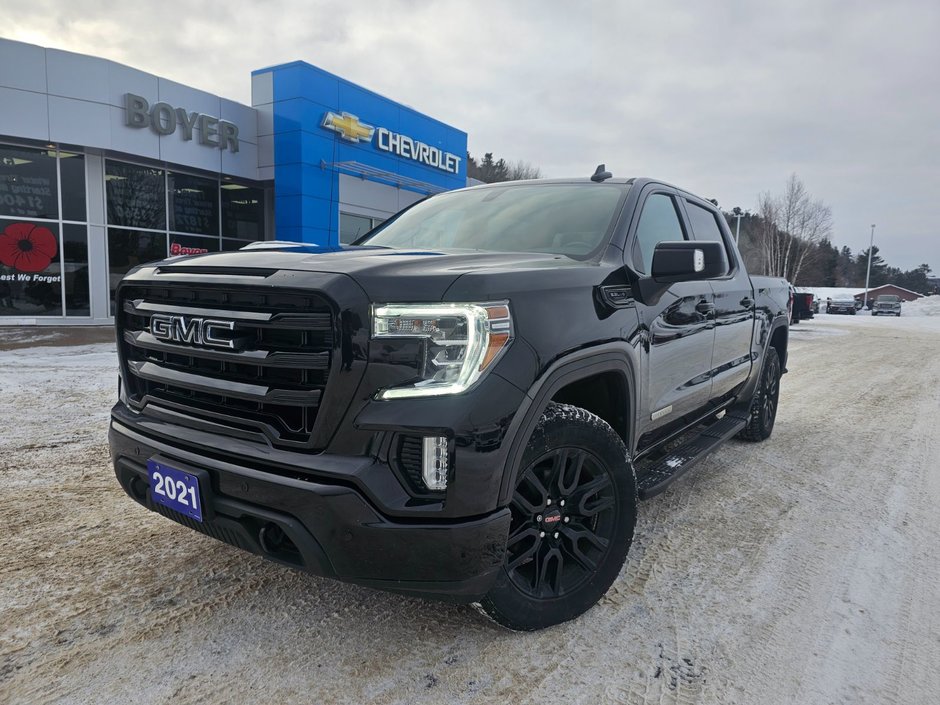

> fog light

[{"left": 421, "top": 436, "right": 449, "bottom": 491}]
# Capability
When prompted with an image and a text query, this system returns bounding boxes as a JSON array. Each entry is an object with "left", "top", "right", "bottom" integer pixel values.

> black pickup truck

[{"left": 110, "top": 173, "right": 790, "bottom": 630}]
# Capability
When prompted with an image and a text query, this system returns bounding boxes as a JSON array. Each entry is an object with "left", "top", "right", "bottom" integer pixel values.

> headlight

[{"left": 372, "top": 302, "right": 512, "bottom": 399}]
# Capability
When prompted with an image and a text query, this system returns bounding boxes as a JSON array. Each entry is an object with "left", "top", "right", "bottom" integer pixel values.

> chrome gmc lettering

[{"left": 150, "top": 314, "right": 236, "bottom": 349}]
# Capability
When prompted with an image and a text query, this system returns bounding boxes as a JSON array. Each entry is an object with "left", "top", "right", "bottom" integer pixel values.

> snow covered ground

[{"left": 2, "top": 317, "right": 939, "bottom": 705}]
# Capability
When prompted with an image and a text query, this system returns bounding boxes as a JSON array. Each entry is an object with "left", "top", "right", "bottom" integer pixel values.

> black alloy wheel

[
  {"left": 478, "top": 403, "right": 636, "bottom": 630},
  {"left": 738, "top": 347, "right": 781, "bottom": 442},
  {"left": 506, "top": 446, "right": 616, "bottom": 598}
]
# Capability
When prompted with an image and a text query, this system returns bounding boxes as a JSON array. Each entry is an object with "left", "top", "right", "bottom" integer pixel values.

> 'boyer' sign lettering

[{"left": 124, "top": 94, "right": 239, "bottom": 153}]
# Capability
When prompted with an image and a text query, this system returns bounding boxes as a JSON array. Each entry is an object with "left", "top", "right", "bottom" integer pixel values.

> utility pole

[
  {"left": 863, "top": 223, "right": 876, "bottom": 309},
  {"left": 732, "top": 208, "right": 744, "bottom": 244}
]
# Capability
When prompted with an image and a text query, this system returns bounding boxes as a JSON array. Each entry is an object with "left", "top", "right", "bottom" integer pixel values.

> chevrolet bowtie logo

[{"left": 321, "top": 111, "right": 375, "bottom": 143}]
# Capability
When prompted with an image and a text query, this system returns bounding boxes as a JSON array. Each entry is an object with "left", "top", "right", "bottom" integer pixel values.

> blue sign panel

[{"left": 251, "top": 61, "right": 467, "bottom": 246}]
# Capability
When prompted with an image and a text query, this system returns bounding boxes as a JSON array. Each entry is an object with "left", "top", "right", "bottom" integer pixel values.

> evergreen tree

[
  {"left": 465, "top": 151, "right": 480, "bottom": 181},
  {"left": 837, "top": 246, "right": 856, "bottom": 286},
  {"left": 857, "top": 246, "right": 888, "bottom": 287}
]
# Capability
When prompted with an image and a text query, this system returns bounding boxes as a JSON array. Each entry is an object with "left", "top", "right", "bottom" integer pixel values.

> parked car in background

[
  {"left": 827, "top": 298, "right": 857, "bottom": 315},
  {"left": 791, "top": 291, "right": 814, "bottom": 323},
  {"left": 872, "top": 294, "right": 902, "bottom": 316}
]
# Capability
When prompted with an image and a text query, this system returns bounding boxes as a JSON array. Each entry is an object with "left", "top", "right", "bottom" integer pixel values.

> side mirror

[
  {"left": 651, "top": 241, "right": 727, "bottom": 283},
  {"left": 631, "top": 240, "right": 729, "bottom": 305}
]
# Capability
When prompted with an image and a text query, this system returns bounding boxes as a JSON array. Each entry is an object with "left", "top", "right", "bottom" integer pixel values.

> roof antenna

[{"left": 591, "top": 164, "right": 612, "bottom": 182}]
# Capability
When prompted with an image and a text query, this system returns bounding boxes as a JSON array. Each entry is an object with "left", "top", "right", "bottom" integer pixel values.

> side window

[
  {"left": 632, "top": 193, "right": 686, "bottom": 274},
  {"left": 685, "top": 200, "right": 732, "bottom": 275},
  {"left": 685, "top": 201, "right": 723, "bottom": 240}
]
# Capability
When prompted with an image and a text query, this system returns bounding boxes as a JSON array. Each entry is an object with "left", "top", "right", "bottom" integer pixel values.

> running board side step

[{"left": 635, "top": 412, "right": 748, "bottom": 500}]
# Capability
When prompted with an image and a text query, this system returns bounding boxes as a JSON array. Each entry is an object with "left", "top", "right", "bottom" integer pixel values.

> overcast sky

[{"left": 3, "top": 0, "right": 937, "bottom": 271}]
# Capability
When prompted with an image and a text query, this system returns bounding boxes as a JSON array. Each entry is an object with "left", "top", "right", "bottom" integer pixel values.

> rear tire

[
  {"left": 738, "top": 347, "right": 781, "bottom": 442},
  {"left": 478, "top": 403, "right": 637, "bottom": 631}
]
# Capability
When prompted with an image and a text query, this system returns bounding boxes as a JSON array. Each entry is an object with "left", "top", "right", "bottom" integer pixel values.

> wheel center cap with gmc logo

[{"left": 542, "top": 508, "right": 563, "bottom": 526}]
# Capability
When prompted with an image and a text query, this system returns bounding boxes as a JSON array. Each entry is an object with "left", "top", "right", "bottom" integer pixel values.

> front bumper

[{"left": 110, "top": 419, "right": 511, "bottom": 601}]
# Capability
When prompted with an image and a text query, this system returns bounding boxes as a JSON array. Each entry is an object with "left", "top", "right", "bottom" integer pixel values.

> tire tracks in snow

[{"left": 3, "top": 325, "right": 940, "bottom": 705}]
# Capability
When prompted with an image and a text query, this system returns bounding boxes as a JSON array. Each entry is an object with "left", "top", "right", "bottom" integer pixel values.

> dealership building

[{"left": 0, "top": 37, "right": 467, "bottom": 325}]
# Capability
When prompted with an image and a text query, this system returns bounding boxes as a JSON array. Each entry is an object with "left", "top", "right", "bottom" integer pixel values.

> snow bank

[{"left": 902, "top": 295, "right": 940, "bottom": 317}]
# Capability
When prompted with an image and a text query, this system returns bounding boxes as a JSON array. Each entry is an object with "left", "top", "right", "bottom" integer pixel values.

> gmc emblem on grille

[{"left": 150, "top": 314, "right": 236, "bottom": 349}]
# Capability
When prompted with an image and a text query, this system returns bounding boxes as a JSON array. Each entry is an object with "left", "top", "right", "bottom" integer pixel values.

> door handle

[
  {"left": 740, "top": 297, "right": 754, "bottom": 309},
  {"left": 695, "top": 300, "right": 715, "bottom": 315}
]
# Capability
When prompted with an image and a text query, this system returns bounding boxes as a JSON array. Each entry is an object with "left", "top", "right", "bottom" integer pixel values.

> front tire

[
  {"left": 478, "top": 403, "right": 637, "bottom": 631},
  {"left": 738, "top": 347, "right": 781, "bottom": 442}
]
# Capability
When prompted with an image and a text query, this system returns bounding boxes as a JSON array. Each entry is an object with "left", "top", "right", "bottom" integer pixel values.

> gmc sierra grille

[{"left": 118, "top": 284, "right": 334, "bottom": 449}]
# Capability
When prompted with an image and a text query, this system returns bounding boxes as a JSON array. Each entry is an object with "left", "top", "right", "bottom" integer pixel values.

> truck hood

[{"left": 157, "top": 245, "right": 590, "bottom": 302}]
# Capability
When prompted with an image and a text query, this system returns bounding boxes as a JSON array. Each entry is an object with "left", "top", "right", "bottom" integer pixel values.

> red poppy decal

[{"left": 0, "top": 222, "right": 58, "bottom": 273}]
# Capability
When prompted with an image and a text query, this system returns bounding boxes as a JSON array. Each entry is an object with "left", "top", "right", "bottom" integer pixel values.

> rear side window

[
  {"left": 685, "top": 201, "right": 724, "bottom": 240},
  {"left": 632, "top": 193, "right": 686, "bottom": 273},
  {"left": 686, "top": 200, "right": 732, "bottom": 275}
]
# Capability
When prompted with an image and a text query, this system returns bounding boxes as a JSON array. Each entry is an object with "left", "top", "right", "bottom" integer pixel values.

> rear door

[
  {"left": 628, "top": 187, "right": 716, "bottom": 431},
  {"left": 681, "top": 197, "right": 755, "bottom": 400}
]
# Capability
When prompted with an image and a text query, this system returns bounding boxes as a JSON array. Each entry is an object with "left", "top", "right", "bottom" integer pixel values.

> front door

[{"left": 629, "top": 189, "right": 715, "bottom": 431}]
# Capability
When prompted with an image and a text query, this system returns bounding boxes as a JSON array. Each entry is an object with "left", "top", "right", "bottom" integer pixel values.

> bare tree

[
  {"left": 507, "top": 160, "right": 542, "bottom": 181},
  {"left": 756, "top": 174, "right": 832, "bottom": 284},
  {"left": 467, "top": 152, "right": 544, "bottom": 183}
]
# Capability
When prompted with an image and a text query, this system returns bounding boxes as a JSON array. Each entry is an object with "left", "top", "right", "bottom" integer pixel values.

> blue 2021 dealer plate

[{"left": 147, "top": 459, "right": 203, "bottom": 522}]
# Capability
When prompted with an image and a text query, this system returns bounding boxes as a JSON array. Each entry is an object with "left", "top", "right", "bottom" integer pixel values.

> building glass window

[
  {"left": 221, "top": 183, "right": 264, "bottom": 240},
  {"left": 0, "top": 145, "right": 59, "bottom": 220},
  {"left": 340, "top": 212, "right": 378, "bottom": 244},
  {"left": 63, "top": 224, "right": 90, "bottom": 316},
  {"left": 169, "top": 172, "right": 219, "bottom": 236},
  {"left": 104, "top": 160, "right": 267, "bottom": 314},
  {"left": 221, "top": 238, "right": 244, "bottom": 251},
  {"left": 0, "top": 146, "right": 268, "bottom": 320},
  {"left": 169, "top": 234, "right": 220, "bottom": 257},
  {"left": 0, "top": 218, "right": 63, "bottom": 316},
  {"left": 60, "top": 152, "right": 86, "bottom": 222},
  {"left": 108, "top": 229, "right": 167, "bottom": 313},
  {"left": 106, "top": 161, "right": 166, "bottom": 230}
]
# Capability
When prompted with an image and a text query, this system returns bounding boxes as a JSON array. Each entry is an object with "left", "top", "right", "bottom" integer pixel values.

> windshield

[
  {"left": 357, "top": 183, "right": 627, "bottom": 257},
  {"left": 876, "top": 295, "right": 900, "bottom": 303}
]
